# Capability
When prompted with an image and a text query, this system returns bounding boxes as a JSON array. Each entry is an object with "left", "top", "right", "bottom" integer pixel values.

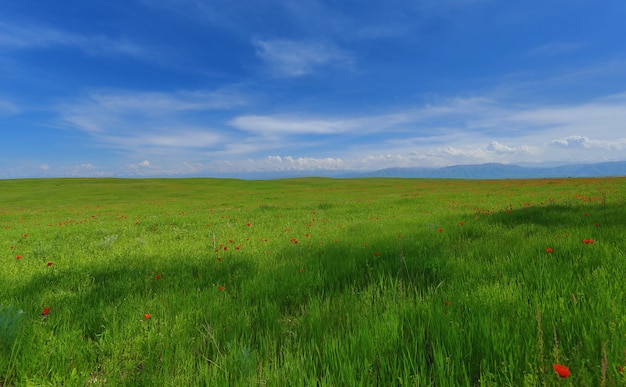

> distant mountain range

[
  {"left": 358, "top": 161, "right": 626, "bottom": 179},
  {"left": 215, "top": 161, "right": 626, "bottom": 180}
]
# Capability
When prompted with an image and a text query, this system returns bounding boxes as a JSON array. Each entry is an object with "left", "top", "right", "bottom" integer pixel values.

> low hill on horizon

[{"left": 358, "top": 161, "right": 626, "bottom": 179}]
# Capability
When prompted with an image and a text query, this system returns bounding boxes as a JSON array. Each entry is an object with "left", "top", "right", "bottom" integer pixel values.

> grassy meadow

[{"left": 1, "top": 177, "right": 626, "bottom": 386}]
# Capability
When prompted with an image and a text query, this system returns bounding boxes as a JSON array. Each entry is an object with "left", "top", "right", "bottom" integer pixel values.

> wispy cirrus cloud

[
  {"left": 229, "top": 114, "right": 357, "bottom": 135},
  {"left": 526, "top": 41, "right": 585, "bottom": 57},
  {"left": 57, "top": 88, "right": 250, "bottom": 157},
  {"left": 0, "top": 98, "right": 19, "bottom": 116},
  {"left": 0, "top": 20, "right": 150, "bottom": 60},
  {"left": 253, "top": 38, "right": 352, "bottom": 77}
]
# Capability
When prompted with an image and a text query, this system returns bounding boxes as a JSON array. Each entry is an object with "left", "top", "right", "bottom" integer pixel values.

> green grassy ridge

[{"left": 1, "top": 177, "right": 626, "bottom": 385}]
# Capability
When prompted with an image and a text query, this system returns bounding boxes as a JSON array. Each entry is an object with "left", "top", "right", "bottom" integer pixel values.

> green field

[{"left": 1, "top": 177, "right": 625, "bottom": 386}]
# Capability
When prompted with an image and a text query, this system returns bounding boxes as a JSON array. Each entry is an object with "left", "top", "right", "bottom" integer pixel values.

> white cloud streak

[
  {"left": 57, "top": 88, "right": 249, "bottom": 157},
  {"left": 0, "top": 20, "right": 150, "bottom": 60},
  {"left": 0, "top": 98, "right": 19, "bottom": 116},
  {"left": 526, "top": 41, "right": 584, "bottom": 57},
  {"left": 253, "top": 38, "right": 352, "bottom": 77}
]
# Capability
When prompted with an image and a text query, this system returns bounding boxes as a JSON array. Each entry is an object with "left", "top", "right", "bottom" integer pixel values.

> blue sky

[{"left": 1, "top": 0, "right": 626, "bottom": 178}]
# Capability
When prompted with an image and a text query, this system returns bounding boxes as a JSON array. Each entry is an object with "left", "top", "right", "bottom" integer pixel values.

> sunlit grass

[{"left": 1, "top": 177, "right": 626, "bottom": 385}]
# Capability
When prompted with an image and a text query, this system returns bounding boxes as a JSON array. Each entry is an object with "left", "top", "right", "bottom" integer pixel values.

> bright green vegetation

[{"left": 1, "top": 177, "right": 625, "bottom": 386}]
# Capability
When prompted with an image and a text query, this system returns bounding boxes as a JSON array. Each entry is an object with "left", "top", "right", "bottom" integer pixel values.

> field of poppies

[{"left": 1, "top": 177, "right": 625, "bottom": 385}]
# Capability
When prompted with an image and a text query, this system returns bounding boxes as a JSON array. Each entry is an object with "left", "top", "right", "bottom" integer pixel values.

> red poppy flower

[
  {"left": 552, "top": 364, "right": 571, "bottom": 378},
  {"left": 437, "top": 228, "right": 443, "bottom": 233},
  {"left": 374, "top": 251, "right": 379, "bottom": 257},
  {"left": 300, "top": 268, "right": 305, "bottom": 273},
  {"left": 154, "top": 274, "right": 161, "bottom": 279},
  {"left": 23, "top": 234, "right": 28, "bottom": 237},
  {"left": 445, "top": 301, "right": 452, "bottom": 306},
  {"left": 219, "top": 286, "right": 225, "bottom": 291},
  {"left": 582, "top": 239, "right": 594, "bottom": 244},
  {"left": 144, "top": 313, "right": 151, "bottom": 319},
  {"left": 617, "top": 365, "right": 624, "bottom": 373},
  {"left": 545, "top": 248, "right": 553, "bottom": 253},
  {"left": 459, "top": 222, "right": 464, "bottom": 226},
  {"left": 47, "top": 261, "right": 53, "bottom": 266},
  {"left": 42, "top": 307, "right": 50, "bottom": 316},
  {"left": 16, "top": 255, "right": 22, "bottom": 260}
]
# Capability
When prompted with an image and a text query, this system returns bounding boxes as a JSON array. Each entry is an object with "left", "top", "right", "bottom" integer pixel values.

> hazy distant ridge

[{"left": 360, "top": 161, "right": 626, "bottom": 179}]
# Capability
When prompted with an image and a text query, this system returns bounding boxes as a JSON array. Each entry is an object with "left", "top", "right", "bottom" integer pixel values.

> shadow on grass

[{"left": 483, "top": 202, "right": 621, "bottom": 228}]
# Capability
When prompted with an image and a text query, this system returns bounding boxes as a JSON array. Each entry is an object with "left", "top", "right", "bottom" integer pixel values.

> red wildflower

[
  {"left": 459, "top": 222, "right": 464, "bottom": 226},
  {"left": 144, "top": 313, "right": 151, "bottom": 319},
  {"left": 219, "top": 286, "right": 225, "bottom": 291},
  {"left": 16, "top": 255, "right": 22, "bottom": 260},
  {"left": 23, "top": 234, "right": 28, "bottom": 237},
  {"left": 617, "top": 365, "right": 624, "bottom": 373},
  {"left": 552, "top": 364, "right": 570, "bottom": 378},
  {"left": 545, "top": 248, "right": 553, "bottom": 253},
  {"left": 47, "top": 261, "right": 53, "bottom": 266},
  {"left": 42, "top": 307, "right": 50, "bottom": 316},
  {"left": 300, "top": 268, "right": 305, "bottom": 273},
  {"left": 155, "top": 274, "right": 161, "bottom": 279},
  {"left": 374, "top": 251, "right": 379, "bottom": 257},
  {"left": 582, "top": 239, "right": 594, "bottom": 244},
  {"left": 437, "top": 228, "right": 443, "bottom": 233},
  {"left": 445, "top": 301, "right": 452, "bottom": 306}
]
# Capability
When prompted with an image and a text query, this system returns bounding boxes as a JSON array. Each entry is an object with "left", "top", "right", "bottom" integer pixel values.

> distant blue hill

[
  {"left": 175, "top": 161, "right": 626, "bottom": 179},
  {"left": 359, "top": 161, "right": 626, "bottom": 179}
]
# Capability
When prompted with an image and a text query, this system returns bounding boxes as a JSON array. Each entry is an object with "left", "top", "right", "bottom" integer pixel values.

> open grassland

[{"left": 1, "top": 177, "right": 626, "bottom": 386}]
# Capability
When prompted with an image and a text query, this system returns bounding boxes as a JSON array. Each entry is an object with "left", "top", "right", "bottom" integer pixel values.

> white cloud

[
  {"left": 229, "top": 115, "right": 355, "bottom": 135},
  {"left": 0, "top": 98, "right": 19, "bottom": 116},
  {"left": 58, "top": 88, "right": 248, "bottom": 157},
  {"left": 550, "top": 135, "right": 590, "bottom": 149},
  {"left": 0, "top": 21, "right": 149, "bottom": 60},
  {"left": 257, "top": 155, "right": 344, "bottom": 171},
  {"left": 86, "top": 89, "right": 248, "bottom": 114},
  {"left": 139, "top": 160, "right": 151, "bottom": 167},
  {"left": 253, "top": 38, "right": 352, "bottom": 77},
  {"left": 486, "top": 140, "right": 515, "bottom": 153},
  {"left": 526, "top": 41, "right": 584, "bottom": 56},
  {"left": 549, "top": 135, "right": 626, "bottom": 150}
]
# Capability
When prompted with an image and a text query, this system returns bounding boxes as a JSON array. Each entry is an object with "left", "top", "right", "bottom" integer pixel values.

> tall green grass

[{"left": 1, "top": 177, "right": 625, "bottom": 385}]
